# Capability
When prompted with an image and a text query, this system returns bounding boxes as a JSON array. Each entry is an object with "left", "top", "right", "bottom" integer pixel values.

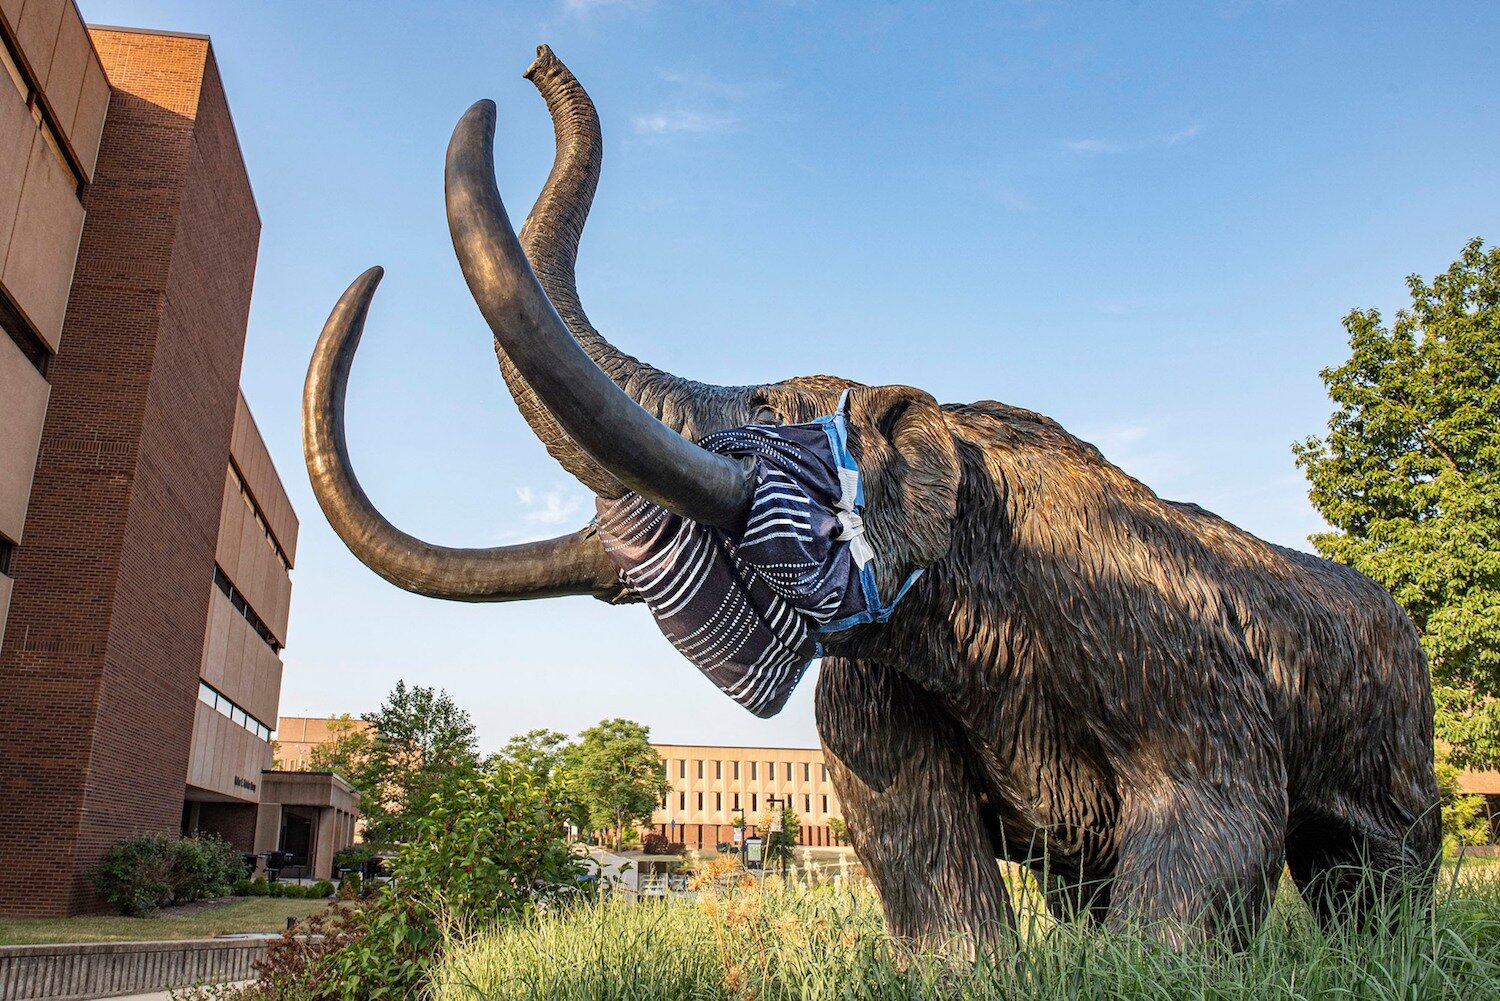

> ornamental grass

[{"left": 431, "top": 862, "right": 1500, "bottom": 1001}]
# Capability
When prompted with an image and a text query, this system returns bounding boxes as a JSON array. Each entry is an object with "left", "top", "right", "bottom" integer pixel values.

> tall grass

[{"left": 431, "top": 865, "right": 1500, "bottom": 1000}]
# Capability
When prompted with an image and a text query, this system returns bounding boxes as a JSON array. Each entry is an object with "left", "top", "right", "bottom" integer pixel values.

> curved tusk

[
  {"left": 446, "top": 99, "right": 753, "bottom": 531},
  {"left": 302, "top": 267, "right": 624, "bottom": 602}
]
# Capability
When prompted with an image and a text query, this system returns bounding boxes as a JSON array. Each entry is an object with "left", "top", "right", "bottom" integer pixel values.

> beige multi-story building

[
  {"left": 649, "top": 744, "right": 846, "bottom": 850},
  {"left": 275, "top": 715, "right": 374, "bottom": 772}
]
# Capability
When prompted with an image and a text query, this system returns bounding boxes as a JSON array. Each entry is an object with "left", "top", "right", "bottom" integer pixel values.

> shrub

[
  {"left": 172, "top": 835, "right": 244, "bottom": 900},
  {"left": 232, "top": 879, "right": 254, "bottom": 897},
  {"left": 641, "top": 833, "right": 686, "bottom": 856},
  {"left": 243, "top": 763, "right": 588, "bottom": 999},
  {"left": 93, "top": 836, "right": 176, "bottom": 916},
  {"left": 311, "top": 880, "right": 336, "bottom": 898},
  {"left": 247, "top": 877, "right": 270, "bottom": 897},
  {"left": 333, "top": 843, "right": 374, "bottom": 874},
  {"left": 92, "top": 834, "right": 246, "bottom": 916}
]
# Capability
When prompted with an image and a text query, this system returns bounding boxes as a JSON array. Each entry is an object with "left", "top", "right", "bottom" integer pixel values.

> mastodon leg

[
  {"left": 1104, "top": 768, "right": 1287, "bottom": 949},
  {"left": 815, "top": 656, "right": 1016, "bottom": 958}
]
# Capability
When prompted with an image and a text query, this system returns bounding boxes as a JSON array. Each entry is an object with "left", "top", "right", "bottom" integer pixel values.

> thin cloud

[
  {"left": 563, "top": 0, "right": 652, "bottom": 16},
  {"left": 515, "top": 486, "right": 586, "bottom": 526},
  {"left": 631, "top": 68, "right": 778, "bottom": 138},
  {"left": 632, "top": 109, "right": 736, "bottom": 135},
  {"left": 1065, "top": 123, "right": 1201, "bottom": 154},
  {"left": 1066, "top": 138, "right": 1127, "bottom": 154}
]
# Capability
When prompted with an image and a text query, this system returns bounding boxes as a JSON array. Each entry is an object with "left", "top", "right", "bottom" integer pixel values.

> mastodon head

[{"left": 303, "top": 46, "right": 961, "bottom": 646}]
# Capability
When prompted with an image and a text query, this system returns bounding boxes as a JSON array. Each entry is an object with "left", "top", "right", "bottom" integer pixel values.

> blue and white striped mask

[{"left": 596, "top": 391, "right": 921, "bottom": 717}]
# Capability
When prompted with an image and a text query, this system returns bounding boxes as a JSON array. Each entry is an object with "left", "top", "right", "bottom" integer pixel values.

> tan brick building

[
  {"left": 650, "top": 744, "right": 846, "bottom": 849},
  {"left": 0, "top": 11, "right": 336, "bottom": 915}
]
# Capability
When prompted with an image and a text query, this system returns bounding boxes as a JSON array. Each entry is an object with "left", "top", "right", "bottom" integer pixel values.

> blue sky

[{"left": 82, "top": 1, "right": 1499, "bottom": 752}]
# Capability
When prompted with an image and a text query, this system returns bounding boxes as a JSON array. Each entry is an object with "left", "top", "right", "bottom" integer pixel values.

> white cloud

[
  {"left": 1066, "top": 138, "right": 1127, "bottom": 154},
  {"left": 1064, "top": 123, "right": 1201, "bottom": 154},
  {"left": 516, "top": 485, "right": 586, "bottom": 526},
  {"left": 632, "top": 109, "right": 736, "bottom": 135},
  {"left": 563, "top": 0, "right": 651, "bottom": 16}
]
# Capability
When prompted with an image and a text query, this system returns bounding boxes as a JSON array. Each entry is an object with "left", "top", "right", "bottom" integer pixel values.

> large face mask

[{"left": 596, "top": 391, "right": 922, "bottom": 718}]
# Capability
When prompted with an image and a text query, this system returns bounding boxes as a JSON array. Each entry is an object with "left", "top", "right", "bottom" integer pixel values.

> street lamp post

[{"left": 766, "top": 794, "right": 788, "bottom": 882}]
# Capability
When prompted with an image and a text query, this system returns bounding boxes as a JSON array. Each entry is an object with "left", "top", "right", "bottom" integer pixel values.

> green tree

[
  {"left": 491, "top": 728, "right": 588, "bottom": 834},
  {"left": 762, "top": 804, "right": 800, "bottom": 872},
  {"left": 1294, "top": 238, "right": 1500, "bottom": 767},
  {"left": 356, "top": 681, "right": 481, "bottom": 848},
  {"left": 306, "top": 714, "right": 377, "bottom": 783},
  {"left": 493, "top": 728, "right": 572, "bottom": 786},
  {"left": 556, "top": 718, "right": 669, "bottom": 850}
]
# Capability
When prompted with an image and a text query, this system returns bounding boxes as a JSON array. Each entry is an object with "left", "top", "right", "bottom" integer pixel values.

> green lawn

[{"left": 0, "top": 897, "right": 335, "bottom": 946}]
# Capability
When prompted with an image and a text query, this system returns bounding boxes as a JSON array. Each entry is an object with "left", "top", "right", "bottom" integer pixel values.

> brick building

[{"left": 0, "top": 10, "right": 326, "bottom": 916}]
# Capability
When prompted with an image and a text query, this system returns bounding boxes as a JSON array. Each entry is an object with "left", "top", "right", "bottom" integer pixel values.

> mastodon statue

[{"left": 303, "top": 46, "right": 1439, "bottom": 951}]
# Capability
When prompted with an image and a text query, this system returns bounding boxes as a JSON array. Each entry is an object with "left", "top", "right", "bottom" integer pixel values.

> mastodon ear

[{"left": 843, "top": 385, "right": 961, "bottom": 602}]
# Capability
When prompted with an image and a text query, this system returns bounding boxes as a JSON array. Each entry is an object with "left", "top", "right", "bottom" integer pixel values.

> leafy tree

[
  {"left": 338, "top": 681, "right": 482, "bottom": 848},
  {"left": 762, "top": 804, "right": 801, "bottom": 872},
  {"left": 556, "top": 718, "right": 670, "bottom": 850},
  {"left": 493, "top": 728, "right": 572, "bottom": 786},
  {"left": 1435, "top": 747, "right": 1493, "bottom": 854},
  {"left": 307, "top": 714, "right": 377, "bottom": 783},
  {"left": 232, "top": 765, "right": 588, "bottom": 1000},
  {"left": 491, "top": 728, "right": 589, "bottom": 834},
  {"left": 828, "top": 816, "right": 849, "bottom": 845},
  {"left": 1295, "top": 238, "right": 1500, "bottom": 767}
]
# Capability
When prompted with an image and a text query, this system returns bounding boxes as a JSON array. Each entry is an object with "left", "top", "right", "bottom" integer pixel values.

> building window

[
  {"left": 679, "top": 792, "right": 685, "bottom": 811},
  {"left": 678, "top": 759, "right": 685, "bottom": 779},
  {"left": 715, "top": 760, "right": 722, "bottom": 779},
  {"left": 803, "top": 762, "right": 811, "bottom": 782},
  {"left": 732, "top": 761, "right": 740, "bottom": 780},
  {"left": 0, "top": 23, "right": 85, "bottom": 197},
  {"left": 821, "top": 765, "right": 829, "bottom": 782},
  {"left": 715, "top": 792, "right": 722, "bottom": 811},
  {"left": 0, "top": 534, "right": 13, "bottom": 576},
  {"left": 197, "top": 680, "right": 272, "bottom": 742},
  {"left": 803, "top": 794, "right": 811, "bottom": 813},
  {"left": 1, "top": 289, "right": 51, "bottom": 377},
  {"left": 785, "top": 762, "right": 792, "bottom": 782},
  {"left": 732, "top": 793, "right": 740, "bottom": 811},
  {"left": 750, "top": 793, "right": 758, "bottom": 812},
  {"left": 697, "top": 759, "right": 704, "bottom": 779},
  {"left": 766, "top": 761, "right": 775, "bottom": 782},
  {"left": 696, "top": 792, "right": 704, "bottom": 811},
  {"left": 213, "top": 564, "right": 282, "bottom": 653},
  {"left": 821, "top": 795, "right": 829, "bottom": 814},
  {"left": 749, "top": 762, "right": 757, "bottom": 781}
]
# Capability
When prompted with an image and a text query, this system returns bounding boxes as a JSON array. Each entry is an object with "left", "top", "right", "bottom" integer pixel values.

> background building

[
  {"left": 650, "top": 744, "right": 845, "bottom": 849},
  {"left": 275, "top": 715, "right": 374, "bottom": 772},
  {"left": 0, "top": 10, "right": 328, "bottom": 916}
]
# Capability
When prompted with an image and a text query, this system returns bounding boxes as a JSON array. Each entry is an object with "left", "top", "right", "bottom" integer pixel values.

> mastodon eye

[{"left": 752, "top": 404, "right": 780, "bottom": 425}]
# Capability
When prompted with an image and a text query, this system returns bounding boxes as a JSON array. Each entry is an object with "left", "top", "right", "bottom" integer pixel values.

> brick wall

[
  {"left": 193, "top": 802, "right": 258, "bottom": 855},
  {"left": 0, "top": 30, "right": 260, "bottom": 917}
]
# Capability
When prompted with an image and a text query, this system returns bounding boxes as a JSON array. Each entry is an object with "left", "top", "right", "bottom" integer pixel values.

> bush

[
  {"left": 173, "top": 835, "right": 244, "bottom": 900},
  {"left": 333, "top": 843, "right": 375, "bottom": 874},
  {"left": 244, "top": 763, "right": 588, "bottom": 999},
  {"left": 93, "top": 836, "right": 176, "bottom": 917},
  {"left": 247, "top": 877, "right": 270, "bottom": 897},
  {"left": 641, "top": 833, "right": 686, "bottom": 856},
  {"left": 311, "top": 880, "right": 336, "bottom": 898},
  {"left": 92, "top": 834, "right": 246, "bottom": 916},
  {"left": 232, "top": 879, "right": 254, "bottom": 897}
]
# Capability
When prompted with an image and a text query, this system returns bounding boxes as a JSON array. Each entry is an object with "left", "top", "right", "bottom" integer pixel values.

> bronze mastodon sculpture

[{"left": 303, "top": 46, "right": 1439, "bottom": 951}]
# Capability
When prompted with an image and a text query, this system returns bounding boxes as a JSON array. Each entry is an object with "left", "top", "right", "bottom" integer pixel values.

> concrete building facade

[
  {"left": 650, "top": 744, "right": 846, "bottom": 849},
  {"left": 0, "top": 15, "right": 320, "bottom": 916}
]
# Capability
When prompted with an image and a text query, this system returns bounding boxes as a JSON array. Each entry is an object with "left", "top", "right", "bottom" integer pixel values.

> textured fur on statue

[{"left": 303, "top": 45, "right": 1441, "bottom": 956}]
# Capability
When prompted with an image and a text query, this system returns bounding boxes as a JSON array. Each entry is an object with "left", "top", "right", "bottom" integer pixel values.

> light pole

[{"left": 766, "top": 794, "right": 788, "bottom": 882}]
